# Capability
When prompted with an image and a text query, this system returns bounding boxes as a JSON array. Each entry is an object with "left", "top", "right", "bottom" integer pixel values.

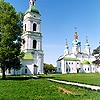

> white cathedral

[
  {"left": 9, "top": 0, "right": 44, "bottom": 75},
  {"left": 57, "top": 31, "right": 100, "bottom": 73}
]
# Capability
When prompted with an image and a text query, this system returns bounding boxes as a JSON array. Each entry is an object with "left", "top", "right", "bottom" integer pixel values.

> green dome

[
  {"left": 25, "top": 5, "right": 40, "bottom": 15},
  {"left": 90, "top": 62, "right": 93, "bottom": 65},
  {"left": 81, "top": 60, "right": 90, "bottom": 65}
]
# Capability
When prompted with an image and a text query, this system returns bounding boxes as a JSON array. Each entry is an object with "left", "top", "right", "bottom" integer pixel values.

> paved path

[{"left": 48, "top": 79, "right": 100, "bottom": 91}]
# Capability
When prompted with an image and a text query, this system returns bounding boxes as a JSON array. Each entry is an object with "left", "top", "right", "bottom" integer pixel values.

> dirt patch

[{"left": 58, "top": 87, "right": 76, "bottom": 95}]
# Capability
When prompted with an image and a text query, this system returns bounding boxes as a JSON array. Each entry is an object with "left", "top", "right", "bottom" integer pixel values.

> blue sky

[{"left": 5, "top": 0, "right": 100, "bottom": 66}]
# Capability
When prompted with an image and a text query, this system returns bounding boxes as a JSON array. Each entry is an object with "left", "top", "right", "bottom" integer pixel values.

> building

[
  {"left": 11, "top": 0, "right": 44, "bottom": 75},
  {"left": 57, "top": 31, "right": 100, "bottom": 73}
]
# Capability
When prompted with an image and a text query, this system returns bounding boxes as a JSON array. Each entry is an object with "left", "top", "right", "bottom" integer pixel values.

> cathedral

[
  {"left": 10, "top": 0, "right": 44, "bottom": 75},
  {"left": 57, "top": 31, "right": 100, "bottom": 73}
]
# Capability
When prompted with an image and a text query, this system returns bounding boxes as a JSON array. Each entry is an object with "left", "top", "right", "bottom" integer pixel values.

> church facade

[
  {"left": 10, "top": 0, "right": 44, "bottom": 75},
  {"left": 57, "top": 31, "right": 100, "bottom": 73}
]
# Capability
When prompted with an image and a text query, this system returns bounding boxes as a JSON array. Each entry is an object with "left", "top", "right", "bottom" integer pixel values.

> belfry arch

[
  {"left": 33, "top": 40, "right": 37, "bottom": 49},
  {"left": 33, "top": 23, "right": 37, "bottom": 31}
]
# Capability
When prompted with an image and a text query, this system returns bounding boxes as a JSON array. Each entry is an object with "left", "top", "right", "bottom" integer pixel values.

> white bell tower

[{"left": 21, "top": 0, "right": 44, "bottom": 74}]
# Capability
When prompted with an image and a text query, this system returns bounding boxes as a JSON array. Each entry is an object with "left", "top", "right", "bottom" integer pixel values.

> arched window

[
  {"left": 22, "top": 39, "right": 25, "bottom": 44},
  {"left": 25, "top": 69, "right": 27, "bottom": 73},
  {"left": 25, "top": 24, "right": 26, "bottom": 31},
  {"left": 33, "top": 40, "right": 37, "bottom": 49},
  {"left": 60, "top": 62, "right": 61, "bottom": 66},
  {"left": 69, "top": 68, "right": 70, "bottom": 72},
  {"left": 33, "top": 23, "right": 37, "bottom": 31}
]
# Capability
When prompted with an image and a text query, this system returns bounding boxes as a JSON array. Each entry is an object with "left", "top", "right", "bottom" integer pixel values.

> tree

[
  {"left": 44, "top": 63, "right": 56, "bottom": 74},
  {"left": 92, "top": 46, "right": 100, "bottom": 65},
  {"left": 0, "top": 0, "right": 24, "bottom": 79}
]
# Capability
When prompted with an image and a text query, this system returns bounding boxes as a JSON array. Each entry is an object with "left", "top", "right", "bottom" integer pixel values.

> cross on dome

[
  {"left": 74, "top": 32, "right": 78, "bottom": 42},
  {"left": 75, "top": 27, "right": 77, "bottom": 32},
  {"left": 74, "top": 27, "right": 78, "bottom": 42},
  {"left": 99, "top": 40, "right": 100, "bottom": 45},
  {"left": 66, "top": 39, "right": 68, "bottom": 46},
  {"left": 86, "top": 35, "right": 88, "bottom": 43}
]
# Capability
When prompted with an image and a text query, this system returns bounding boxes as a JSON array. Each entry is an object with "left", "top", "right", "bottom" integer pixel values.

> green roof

[
  {"left": 90, "top": 62, "right": 93, "bottom": 65},
  {"left": 25, "top": 5, "right": 40, "bottom": 15},
  {"left": 64, "top": 57, "right": 80, "bottom": 61},
  {"left": 81, "top": 60, "right": 90, "bottom": 65},
  {"left": 23, "top": 52, "right": 33, "bottom": 60}
]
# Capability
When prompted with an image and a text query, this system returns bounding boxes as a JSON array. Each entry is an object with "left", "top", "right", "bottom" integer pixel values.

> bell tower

[{"left": 21, "top": 0, "right": 44, "bottom": 74}]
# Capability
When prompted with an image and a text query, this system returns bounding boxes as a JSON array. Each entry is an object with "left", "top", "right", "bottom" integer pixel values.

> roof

[
  {"left": 25, "top": 5, "right": 40, "bottom": 15},
  {"left": 90, "top": 62, "right": 93, "bottom": 65},
  {"left": 81, "top": 60, "right": 90, "bottom": 65},
  {"left": 64, "top": 57, "right": 80, "bottom": 61},
  {"left": 23, "top": 52, "right": 33, "bottom": 60}
]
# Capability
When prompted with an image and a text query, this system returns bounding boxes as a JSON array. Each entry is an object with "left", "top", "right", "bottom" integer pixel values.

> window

[
  {"left": 8, "top": 69, "right": 11, "bottom": 74},
  {"left": 60, "top": 62, "right": 61, "bottom": 66},
  {"left": 72, "top": 68, "right": 73, "bottom": 70},
  {"left": 25, "top": 24, "right": 26, "bottom": 31},
  {"left": 59, "top": 68, "right": 60, "bottom": 71},
  {"left": 22, "top": 39, "right": 25, "bottom": 44},
  {"left": 33, "top": 2, "right": 34, "bottom": 5},
  {"left": 66, "top": 68, "right": 68, "bottom": 72},
  {"left": 33, "top": 40, "right": 37, "bottom": 49},
  {"left": 0, "top": 69, "right": 1, "bottom": 73},
  {"left": 88, "top": 68, "right": 89, "bottom": 71},
  {"left": 69, "top": 68, "right": 70, "bottom": 72},
  {"left": 25, "top": 69, "right": 27, "bottom": 73},
  {"left": 33, "top": 23, "right": 37, "bottom": 31},
  {"left": 22, "top": 39, "right": 25, "bottom": 49}
]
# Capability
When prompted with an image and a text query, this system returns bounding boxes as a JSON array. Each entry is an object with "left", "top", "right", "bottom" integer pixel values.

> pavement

[{"left": 48, "top": 79, "right": 100, "bottom": 91}]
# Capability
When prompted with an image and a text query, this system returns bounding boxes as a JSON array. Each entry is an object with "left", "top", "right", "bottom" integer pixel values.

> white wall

[
  {"left": 22, "top": 60, "right": 34, "bottom": 75},
  {"left": 66, "top": 61, "right": 80, "bottom": 73},
  {"left": 80, "top": 65, "right": 91, "bottom": 73}
]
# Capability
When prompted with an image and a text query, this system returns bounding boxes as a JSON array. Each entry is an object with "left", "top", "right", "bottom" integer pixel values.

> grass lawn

[
  {"left": 0, "top": 76, "right": 100, "bottom": 100},
  {"left": 42, "top": 73, "right": 100, "bottom": 86}
]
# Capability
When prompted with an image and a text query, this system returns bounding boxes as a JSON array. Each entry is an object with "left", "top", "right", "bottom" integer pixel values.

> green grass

[
  {"left": 43, "top": 73, "right": 100, "bottom": 86},
  {"left": 0, "top": 76, "right": 100, "bottom": 100}
]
